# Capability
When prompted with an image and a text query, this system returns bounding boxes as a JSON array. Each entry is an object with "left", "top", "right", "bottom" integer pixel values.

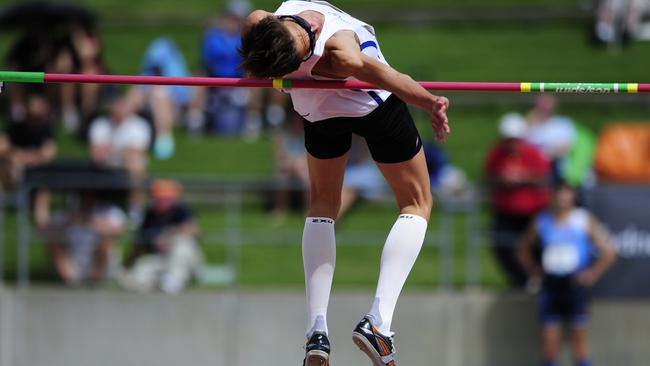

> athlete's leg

[
  {"left": 365, "top": 149, "right": 432, "bottom": 335},
  {"left": 571, "top": 326, "right": 591, "bottom": 366},
  {"left": 302, "top": 152, "right": 348, "bottom": 337},
  {"left": 306, "top": 153, "right": 348, "bottom": 219},
  {"left": 542, "top": 325, "right": 562, "bottom": 366},
  {"left": 377, "top": 149, "right": 432, "bottom": 219}
]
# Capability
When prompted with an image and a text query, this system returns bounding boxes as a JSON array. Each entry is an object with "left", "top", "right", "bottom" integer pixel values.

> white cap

[{"left": 498, "top": 112, "right": 527, "bottom": 139}]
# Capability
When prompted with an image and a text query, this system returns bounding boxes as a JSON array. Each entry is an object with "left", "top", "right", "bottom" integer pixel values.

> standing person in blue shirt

[{"left": 518, "top": 180, "right": 616, "bottom": 366}]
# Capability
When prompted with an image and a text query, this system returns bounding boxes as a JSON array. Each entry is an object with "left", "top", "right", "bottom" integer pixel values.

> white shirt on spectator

[
  {"left": 89, "top": 115, "right": 151, "bottom": 167},
  {"left": 525, "top": 116, "right": 576, "bottom": 159}
]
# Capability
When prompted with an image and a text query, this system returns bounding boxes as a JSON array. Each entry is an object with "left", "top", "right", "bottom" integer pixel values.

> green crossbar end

[{"left": 0, "top": 71, "right": 45, "bottom": 83}]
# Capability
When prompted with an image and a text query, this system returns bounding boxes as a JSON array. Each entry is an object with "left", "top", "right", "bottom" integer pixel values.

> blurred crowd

[
  {"left": 0, "top": 0, "right": 647, "bottom": 299},
  {"left": 0, "top": 0, "right": 472, "bottom": 292},
  {"left": 592, "top": 0, "right": 650, "bottom": 45},
  {"left": 483, "top": 94, "right": 631, "bottom": 366},
  {"left": 483, "top": 94, "right": 649, "bottom": 290},
  {"left": 0, "top": 0, "right": 270, "bottom": 292}
]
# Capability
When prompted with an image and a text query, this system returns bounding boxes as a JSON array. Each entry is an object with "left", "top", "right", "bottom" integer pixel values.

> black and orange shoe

[
  {"left": 352, "top": 317, "right": 397, "bottom": 366},
  {"left": 303, "top": 332, "right": 330, "bottom": 366}
]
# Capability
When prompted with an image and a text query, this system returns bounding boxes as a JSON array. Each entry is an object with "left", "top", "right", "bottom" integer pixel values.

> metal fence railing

[{"left": 1, "top": 174, "right": 486, "bottom": 289}]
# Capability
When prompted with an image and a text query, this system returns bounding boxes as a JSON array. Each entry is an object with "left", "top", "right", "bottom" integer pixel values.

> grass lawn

[{"left": 82, "top": 0, "right": 580, "bottom": 21}]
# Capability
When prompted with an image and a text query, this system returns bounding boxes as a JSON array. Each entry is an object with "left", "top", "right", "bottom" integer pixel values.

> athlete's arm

[
  {"left": 516, "top": 223, "right": 543, "bottom": 279},
  {"left": 322, "top": 31, "right": 450, "bottom": 141},
  {"left": 576, "top": 215, "right": 617, "bottom": 286}
]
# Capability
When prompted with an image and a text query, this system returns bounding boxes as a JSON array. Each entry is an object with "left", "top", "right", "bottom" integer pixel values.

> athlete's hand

[
  {"left": 575, "top": 269, "right": 599, "bottom": 287},
  {"left": 430, "top": 96, "right": 450, "bottom": 142}
]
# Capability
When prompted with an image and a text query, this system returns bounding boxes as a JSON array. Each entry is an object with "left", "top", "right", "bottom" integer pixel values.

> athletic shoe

[
  {"left": 303, "top": 331, "right": 330, "bottom": 366},
  {"left": 352, "top": 317, "right": 397, "bottom": 366}
]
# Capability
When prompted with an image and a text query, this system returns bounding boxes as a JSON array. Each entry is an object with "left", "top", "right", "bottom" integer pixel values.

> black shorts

[
  {"left": 539, "top": 276, "right": 590, "bottom": 327},
  {"left": 303, "top": 95, "right": 423, "bottom": 164}
]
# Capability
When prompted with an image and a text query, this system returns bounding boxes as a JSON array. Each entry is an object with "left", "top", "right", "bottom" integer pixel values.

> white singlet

[{"left": 274, "top": 0, "right": 392, "bottom": 122}]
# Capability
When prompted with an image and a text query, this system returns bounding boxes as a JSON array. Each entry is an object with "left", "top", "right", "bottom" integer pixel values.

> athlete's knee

[
  {"left": 308, "top": 192, "right": 341, "bottom": 219},
  {"left": 400, "top": 189, "right": 433, "bottom": 220},
  {"left": 416, "top": 191, "right": 434, "bottom": 219}
]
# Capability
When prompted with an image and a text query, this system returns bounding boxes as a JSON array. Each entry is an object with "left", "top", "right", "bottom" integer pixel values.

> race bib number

[{"left": 542, "top": 243, "right": 580, "bottom": 276}]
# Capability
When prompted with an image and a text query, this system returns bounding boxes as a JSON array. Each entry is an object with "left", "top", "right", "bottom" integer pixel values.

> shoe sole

[
  {"left": 305, "top": 350, "right": 329, "bottom": 366},
  {"left": 352, "top": 331, "right": 390, "bottom": 366}
]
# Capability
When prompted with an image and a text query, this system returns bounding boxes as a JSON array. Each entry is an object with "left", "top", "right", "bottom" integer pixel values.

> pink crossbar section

[
  {"left": 43, "top": 73, "right": 649, "bottom": 93},
  {"left": 43, "top": 73, "right": 521, "bottom": 91}
]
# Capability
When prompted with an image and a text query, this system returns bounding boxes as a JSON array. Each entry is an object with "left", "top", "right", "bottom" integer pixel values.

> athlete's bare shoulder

[
  {"left": 324, "top": 30, "right": 360, "bottom": 52},
  {"left": 314, "top": 31, "right": 361, "bottom": 79}
]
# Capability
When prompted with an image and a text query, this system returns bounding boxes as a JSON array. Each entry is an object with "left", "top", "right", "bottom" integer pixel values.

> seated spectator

[
  {"left": 4, "top": 30, "right": 53, "bottom": 125},
  {"left": 120, "top": 180, "right": 202, "bottom": 294},
  {"left": 89, "top": 95, "right": 152, "bottom": 214},
  {"left": 54, "top": 25, "right": 111, "bottom": 135},
  {"left": 198, "top": 0, "right": 262, "bottom": 138},
  {"left": 270, "top": 112, "right": 309, "bottom": 223},
  {"left": 43, "top": 191, "right": 126, "bottom": 286},
  {"left": 338, "top": 136, "right": 389, "bottom": 219},
  {"left": 593, "top": 0, "right": 650, "bottom": 45},
  {"left": 485, "top": 113, "right": 551, "bottom": 288},
  {"left": 0, "top": 93, "right": 57, "bottom": 227},
  {"left": 2, "top": 3, "right": 107, "bottom": 135},
  {"left": 0, "top": 93, "right": 57, "bottom": 189},
  {"left": 125, "top": 37, "right": 194, "bottom": 160},
  {"left": 525, "top": 95, "right": 576, "bottom": 182},
  {"left": 517, "top": 180, "right": 616, "bottom": 366},
  {"left": 423, "top": 143, "right": 471, "bottom": 200}
]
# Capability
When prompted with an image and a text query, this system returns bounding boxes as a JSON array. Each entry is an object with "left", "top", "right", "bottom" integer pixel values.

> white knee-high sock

[
  {"left": 368, "top": 214, "right": 428, "bottom": 335},
  {"left": 303, "top": 217, "right": 336, "bottom": 338}
]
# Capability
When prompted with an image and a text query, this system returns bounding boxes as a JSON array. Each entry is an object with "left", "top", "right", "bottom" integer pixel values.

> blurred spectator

[
  {"left": 525, "top": 95, "right": 576, "bottom": 182},
  {"left": 196, "top": 0, "right": 263, "bottom": 139},
  {"left": 563, "top": 124, "right": 597, "bottom": 189},
  {"left": 517, "top": 180, "right": 616, "bottom": 366},
  {"left": 43, "top": 192, "right": 126, "bottom": 286},
  {"left": 593, "top": 0, "right": 650, "bottom": 45},
  {"left": 2, "top": 3, "right": 110, "bottom": 135},
  {"left": 0, "top": 93, "right": 57, "bottom": 190},
  {"left": 126, "top": 37, "right": 194, "bottom": 160},
  {"left": 338, "top": 136, "right": 389, "bottom": 219},
  {"left": 485, "top": 113, "right": 551, "bottom": 288},
  {"left": 89, "top": 95, "right": 152, "bottom": 214},
  {"left": 54, "top": 25, "right": 110, "bottom": 135},
  {"left": 423, "top": 143, "right": 450, "bottom": 191},
  {"left": 4, "top": 31, "right": 54, "bottom": 124},
  {"left": 271, "top": 112, "right": 309, "bottom": 223},
  {"left": 121, "top": 180, "right": 202, "bottom": 294},
  {"left": 0, "top": 93, "right": 57, "bottom": 227},
  {"left": 424, "top": 143, "right": 471, "bottom": 200}
]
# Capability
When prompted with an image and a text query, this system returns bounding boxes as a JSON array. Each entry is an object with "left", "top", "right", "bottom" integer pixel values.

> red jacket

[{"left": 485, "top": 139, "right": 551, "bottom": 216}]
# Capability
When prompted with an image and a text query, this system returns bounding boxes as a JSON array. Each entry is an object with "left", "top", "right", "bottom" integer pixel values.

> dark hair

[{"left": 239, "top": 16, "right": 302, "bottom": 78}]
